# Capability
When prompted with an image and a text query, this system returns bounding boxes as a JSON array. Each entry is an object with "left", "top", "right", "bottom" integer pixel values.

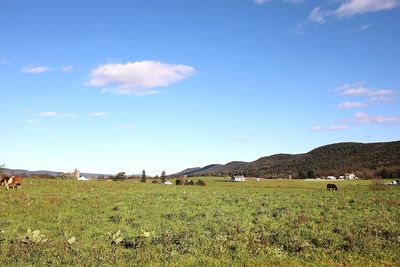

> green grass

[{"left": 1, "top": 178, "right": 399, "bottom": 266}]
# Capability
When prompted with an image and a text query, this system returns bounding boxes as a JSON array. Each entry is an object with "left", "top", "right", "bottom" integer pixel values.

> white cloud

[
  {"left": 61, "top": 65, "right": 73, "bottom": 72},
  {"left": 0, "top": 59, "right": 11, "bottom": 65},
  {"left": 333, "top": 0, "right": 399, "bottom": 17},
  {"left": 39, "top": 111, "right": 58, "bottom": 117},
  {"left": 355, "top": 112, "right": 400, "bottom": 124},
  {"left": 309, "top": 7, "right": 328, "bottom": 23},
  {"left": 89, "top": 112, "right": 107, "bottom": 117},
  {"left": 22, "top": 65, "right": 51, "bottom": 74},
  {"left": 306, "top": 1, "right": 399, "bottom": 25},
  {"left": 87, "top": 60, "right": 195, "bottom": 95},
  {"left": 338, "top": 101, "right": 368, "bottom": 109},
  {"left": 26, "top": 119, "right": 37, "bottom": 123},
  {"left": 336, "top": 83, "right": 396, "bottom": 101}
]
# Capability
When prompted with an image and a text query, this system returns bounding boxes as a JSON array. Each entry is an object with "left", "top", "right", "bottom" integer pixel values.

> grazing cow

[
  {"left": 1, "top": 176, "right": 22, "bottom": 190},
  {"left": 326, "top": 183, "right": 338, "bottom": 191}
]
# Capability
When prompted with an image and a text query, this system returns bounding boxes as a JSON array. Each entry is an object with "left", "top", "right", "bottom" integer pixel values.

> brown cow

[{"left": 1, "top": 176, "right": 22, "bottom": 190}]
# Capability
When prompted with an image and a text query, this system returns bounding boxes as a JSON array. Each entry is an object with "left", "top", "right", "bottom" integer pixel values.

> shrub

[{"left": 195, "top": 179, "right": 206, "bottom": 186}]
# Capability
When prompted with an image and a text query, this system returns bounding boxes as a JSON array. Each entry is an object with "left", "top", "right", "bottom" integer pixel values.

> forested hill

[{"left": 175, "top": 141, "right": 400, "bottom": 178}]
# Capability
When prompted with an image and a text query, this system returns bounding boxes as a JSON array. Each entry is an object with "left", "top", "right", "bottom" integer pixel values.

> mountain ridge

[{"left": 175, "top": 141, "right": 400, "bottom": 178}]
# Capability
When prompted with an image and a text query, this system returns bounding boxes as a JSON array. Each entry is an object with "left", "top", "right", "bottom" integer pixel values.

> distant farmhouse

[
  {"left": 326, "top": 173, "right": 358, "bottom": 180},
  {"left": 228, "top": 175, "right": 246, "bottom": 182}
]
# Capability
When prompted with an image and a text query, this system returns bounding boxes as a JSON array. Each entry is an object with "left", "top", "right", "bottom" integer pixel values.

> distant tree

[
  {"left": 57, "top": 172, "right": 76, "bottom": 179},
  {"left": 113, "top": 172, "right": 126, "bottom": 181},
  {"left": 297, "top": 170, "right": 306, "bottom": 179},
  {"left": 161, "top": 171, "right": 166, "bottom": 183},
  {"left": 307, "top": 170, "right": 316, "bottom": 179},
  {"left": 141, "top": 170, "right": 146, "bottom": 183}
]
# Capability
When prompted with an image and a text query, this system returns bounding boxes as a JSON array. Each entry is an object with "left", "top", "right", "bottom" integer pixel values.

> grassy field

[{"left": 1, "top": 178, "right": 399, "bottom": 266}]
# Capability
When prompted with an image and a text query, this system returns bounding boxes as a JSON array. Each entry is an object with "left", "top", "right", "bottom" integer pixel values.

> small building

[
  {"left": 164, "top": 180, "right": 172, "bottom": 185},
  {"left": 327, "top": 176, "right": 336, "bottom": 180},
  {"left": 345, "top": 173, "right": 357, "bottom": 180},
  {"left": 229, "top": 175, "right": 246, "bottom": 182}
]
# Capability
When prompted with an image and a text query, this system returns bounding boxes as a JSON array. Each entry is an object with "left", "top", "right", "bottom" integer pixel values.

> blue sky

[{"left": 1, "top": 0, "right": 399, "bottom": 176}]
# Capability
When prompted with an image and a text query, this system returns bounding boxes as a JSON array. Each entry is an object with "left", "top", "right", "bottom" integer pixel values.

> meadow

[{"left": 0, "top": 178, "right": 399, "bottom": 266}]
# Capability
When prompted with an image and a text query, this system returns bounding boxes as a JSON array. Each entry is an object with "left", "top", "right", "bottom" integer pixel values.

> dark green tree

[
  {"left": 113, "top": 172, "right": 126, "bottom": 181},
  {"left": 307, "top": 170, "right": 316, "bottom": 178},
  {"left": 141, "top": 170, "right": 146, "bottom": 183},
  {"left": 161, "top": 171, "right": 166, "bottom": 183},
  {"left": 297, "top": 170, "right": 306, "bottom": 179}
]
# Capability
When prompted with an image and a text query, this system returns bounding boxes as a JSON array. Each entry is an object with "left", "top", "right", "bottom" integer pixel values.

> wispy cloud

[
  {"left": 309, "top": 7, "right": 328, "bottom": 23},
  {"left": 355, "top": 112, "right": 400, "bottom": 124},
  {"left": 336, "top": 83, "right": 396, "bottom": 102},
  {"left": 333, "top": 0, "right": 399, "bottom": 17},
  {"left": 26, "top": 119, "right": 37, "bottom": 123},
  {"left": 22, "top": 65, "right": 51, "bottom": 74},
  {"left": 360, "top": 24, "right": 372, "bottom": 30},
  {"left": 39, "top": 111, "right": 58, "bottom": 117},
  {"left": 310, "top": 125, "right": 349, "bottom": 132},
  {"left": 309, "top": 126, "right": 323, "bottom": 132},
  {"left": 87, "top": 61, "right": 195, "bottom": 95},
  {"left": 338, "top": 101, "right": 368, "bottom": 109},
  {"left": 89, "top": 112, "right": 107, "bottom": 117},
  {"left": 306, "top": 1, "right": 399, "bottom": 26},
  {"left": 293, "top": 21, "right": 307, "bottom": 35},
  {"left": 61, "top": 65, "right": 73, "bottom": 72}
]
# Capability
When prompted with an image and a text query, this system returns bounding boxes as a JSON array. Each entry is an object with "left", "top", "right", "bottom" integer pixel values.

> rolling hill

[{"left": 175, "top": 141, "right": 400, "bottom": 178}]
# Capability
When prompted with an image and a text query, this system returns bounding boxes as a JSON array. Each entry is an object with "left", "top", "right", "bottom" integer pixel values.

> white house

[
  {"left": 345, "top": 173, "right": 357, "bottom": 180},
  {"left": 327, "top": 176, "right": 336, "bottom": 180},
  {"left": 229, "top": 175, "right": 245, "bottom": 182}
]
